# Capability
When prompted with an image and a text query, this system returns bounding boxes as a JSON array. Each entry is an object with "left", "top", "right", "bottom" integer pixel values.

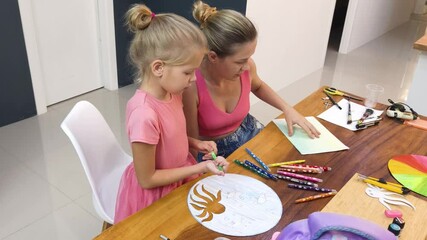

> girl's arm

[
  {"left": 248, "top": 59, "right": 320, "bottom": 138},
  {"left": 132, "top": 142, "right": 227, "bottom": 189}
]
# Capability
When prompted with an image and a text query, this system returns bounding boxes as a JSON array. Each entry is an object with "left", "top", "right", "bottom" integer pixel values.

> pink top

[
  {"left": 196, "top": 70, "right": 251, "bottom": 137},
  {"left": 114, "top": 90, "right": 198, "bottom": 223}
]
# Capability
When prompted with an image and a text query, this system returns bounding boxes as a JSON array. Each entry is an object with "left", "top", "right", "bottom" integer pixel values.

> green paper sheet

[{"left": 273, "top": 116, "right": 349, "bottom": 155}]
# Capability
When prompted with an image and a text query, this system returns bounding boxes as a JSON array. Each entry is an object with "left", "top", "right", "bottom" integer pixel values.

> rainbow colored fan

[{"left": 388, "top": 155, "right": 427, "bottom": 197}]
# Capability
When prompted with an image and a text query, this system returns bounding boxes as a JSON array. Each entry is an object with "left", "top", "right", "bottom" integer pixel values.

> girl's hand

[
  {"left": 283, "top": 107, "right": 321, "bottom": 138},
  {"left": 203, "top": 156, "right": 229, "bottom": 176}
]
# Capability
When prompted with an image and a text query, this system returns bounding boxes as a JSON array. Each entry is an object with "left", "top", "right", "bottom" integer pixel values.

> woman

[{"left": 183, "top": 1, "right": 320, "bottom": 161}]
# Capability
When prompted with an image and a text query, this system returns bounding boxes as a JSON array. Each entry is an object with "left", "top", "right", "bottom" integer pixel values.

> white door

[{"left": 30, "top": 0, "right": 103, "bottom": 105}]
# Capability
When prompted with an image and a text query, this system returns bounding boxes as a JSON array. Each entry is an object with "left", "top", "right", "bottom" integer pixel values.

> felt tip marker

[
  {"left": 160, "top": 234, "right": 170, "bottom": 240},
  {"left": 211, "top": 152, "right": 224, "bottom": 172}
]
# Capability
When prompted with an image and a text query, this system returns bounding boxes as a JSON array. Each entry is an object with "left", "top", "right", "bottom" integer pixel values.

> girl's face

[
  {"left": 160, "top": 49, "right": 205, "bottom": 94},
  {"left": 215, "top": 39, "right": 257, "bottom": 80}
]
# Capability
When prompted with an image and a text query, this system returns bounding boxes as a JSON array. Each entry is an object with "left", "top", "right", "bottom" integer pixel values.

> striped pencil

[
  {"left": 279, "top": 165, "right": 323, "bottom": 173},
  {"left": 294, "top": 164, "right": 332, "bottom": 172},
  {"left": 244, "top": 160, "right": 278, "bottom": 181},
  {"left": 277, "top": 170, "right": 323, "bottom": 183},
  {"left": 245, "top": 148, "right": 271, "bottom": 172},
  {"left": 295, "top": 191, "right": 337, "bottom": 204},
  {"left": 278, "top": 167, "right": 323, "bottom": 174},
  {"left": 288, "top": 183, "right": 336, "bottom": 193},
  {"left": 233, "top": 160, "right": 270, "bottom": 180},
  {"left": 273, "top": 174, "right": 319, "bottom": 187}
]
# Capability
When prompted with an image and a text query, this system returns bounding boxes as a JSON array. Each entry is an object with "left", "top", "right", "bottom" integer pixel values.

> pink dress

[{"left": 114, "top": 90, "right": 199, "bottom": 223}]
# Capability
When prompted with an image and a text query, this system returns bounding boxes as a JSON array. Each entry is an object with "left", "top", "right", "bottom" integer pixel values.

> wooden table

[{"left": 95, "top": 87, "right": 427, "bottom": 240}]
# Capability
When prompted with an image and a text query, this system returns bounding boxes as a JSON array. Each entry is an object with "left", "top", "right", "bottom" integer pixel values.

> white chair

[{"left": 61, "top": 101, "right": 132, "bottom": 227}]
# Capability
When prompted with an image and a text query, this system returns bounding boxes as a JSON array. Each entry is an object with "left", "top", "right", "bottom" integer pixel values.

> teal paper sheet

[{"left": 273, "top": 116, "right": 349, "bottom": 155}]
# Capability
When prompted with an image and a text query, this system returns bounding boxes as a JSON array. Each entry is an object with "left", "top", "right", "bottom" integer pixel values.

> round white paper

[{"left": 187, "top": 174, "right": 282, "bottom": 236}]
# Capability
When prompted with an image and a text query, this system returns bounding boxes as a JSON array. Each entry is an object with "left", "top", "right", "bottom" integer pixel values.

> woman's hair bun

[
  {"left": 125, "top": 4, "right": 153, "bottom": 32},
  {"left": 193, "top": 0, "right": 217, "bottom": 25}
]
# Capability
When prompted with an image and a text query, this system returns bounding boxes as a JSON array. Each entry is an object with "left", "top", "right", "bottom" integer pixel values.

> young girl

[
  {"left": 183, "top": 1, "right": 321, "bottom": 161},
  {"left": 114, "top": 4, "right": 228, "bottom": 224}
]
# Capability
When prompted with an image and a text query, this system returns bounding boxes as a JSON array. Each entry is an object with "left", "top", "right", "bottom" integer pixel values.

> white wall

[
  {"left": 413, "top": 0, "right": 427, "bottom": 14},
  {"left": 246, "top": 0, "right": 336, "bottom": 105},
  {"left": 18, "top": 0, "right": 47, "bottom": 114},
  {"left": 407, "top": 51, "right": 427, "bottom": 116},
  {"left": 340, "top": 0, "right": 415, "bottom": 54},
  {"left": 18, "top": 0, "right": 118, "bottom": 114}
]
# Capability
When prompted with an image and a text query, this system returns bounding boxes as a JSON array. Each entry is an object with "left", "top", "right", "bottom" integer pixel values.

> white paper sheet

[
  {"left": 317, "top": 99, "right": 384, "bottom": 131},
  {"left": 273, "top": 116, "right": 349, "bottom": 155},
  {"left": 187, "top": 174, "right": 282, "bottom": 236}
]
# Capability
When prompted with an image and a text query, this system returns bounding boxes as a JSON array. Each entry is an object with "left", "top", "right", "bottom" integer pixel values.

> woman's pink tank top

[{"left": 196, "top": 69, "right": 251, "bottom": 137}]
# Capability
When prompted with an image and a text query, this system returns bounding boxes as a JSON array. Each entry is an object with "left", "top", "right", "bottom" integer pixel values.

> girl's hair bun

[{"left": 125, "top": 4, "right": 153, "bottom": 32}]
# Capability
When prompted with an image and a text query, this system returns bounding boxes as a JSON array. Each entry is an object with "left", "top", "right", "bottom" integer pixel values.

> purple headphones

[{"left": 272, "top": 212, "right": 397, "bottom": 240}]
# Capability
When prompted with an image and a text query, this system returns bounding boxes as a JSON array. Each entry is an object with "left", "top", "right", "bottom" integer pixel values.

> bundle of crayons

[
  {"left": 233, "top": 149, "right": 337, "bottom": 204},
  {"left": 270, "top": 160, "right": 337, "bottom": 203}
]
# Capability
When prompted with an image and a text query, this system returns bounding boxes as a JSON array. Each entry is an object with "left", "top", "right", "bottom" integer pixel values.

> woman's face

[{"left": 215, "top": 39, "right": 257, "bottom": 80}]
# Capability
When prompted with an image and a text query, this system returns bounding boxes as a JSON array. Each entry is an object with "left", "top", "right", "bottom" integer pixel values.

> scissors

[{"left": 323, "top": 87, "right": 363, "bottom": 101}]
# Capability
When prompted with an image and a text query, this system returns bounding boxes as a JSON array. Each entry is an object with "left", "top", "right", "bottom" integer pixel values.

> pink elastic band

[{"left": 151, "top": 12, "right": 156, "bottom": 18}]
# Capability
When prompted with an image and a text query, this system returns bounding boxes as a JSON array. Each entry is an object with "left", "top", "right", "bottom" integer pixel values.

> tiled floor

[{"left": 0, "top": 19, "right": 425, "bottom": 239}]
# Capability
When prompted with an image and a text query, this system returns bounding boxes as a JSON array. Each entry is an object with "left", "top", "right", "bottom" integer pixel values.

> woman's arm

[
  {"left": 248, "top": 59, "right": 320, "bottom": 138},
  {"left": 188, "top": 137, "right": 217, "bottom": 155},
  {"left": 183, "top": 84, "right": 201, "bottom": 157},
  {"left": 132, "top": 142, "right": 226, "bottom": 189}
]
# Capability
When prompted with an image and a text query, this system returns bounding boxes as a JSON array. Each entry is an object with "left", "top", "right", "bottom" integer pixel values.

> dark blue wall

[
  {"left": 0, "top": 1, "right": 247, "bottom": 128},
  {"left": 113, "top": 0, "right": 247, "bottom": 87},
  {"left": 0, "top": 0, "right": 36, "bottom": 127}
]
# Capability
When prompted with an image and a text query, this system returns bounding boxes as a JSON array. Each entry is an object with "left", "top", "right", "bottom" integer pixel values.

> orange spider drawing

[{"left": 189, "top": 184, "right": 226, "bottom": 222}]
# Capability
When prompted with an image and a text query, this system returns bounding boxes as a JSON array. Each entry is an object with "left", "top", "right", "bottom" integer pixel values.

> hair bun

[
  {"left": 126, "top": 4, "right": 153, "bottom": 32},
  {"left": 193, "top": 1, "right": 217, "bottom": 26}
]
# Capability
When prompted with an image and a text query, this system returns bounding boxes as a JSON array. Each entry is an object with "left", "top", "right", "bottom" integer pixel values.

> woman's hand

[
  {"left": 192, "top": 139, "right": 218, "bottom": 160},
  {"left": 283, "top": 107, "right": 321, "bottom": 138}
]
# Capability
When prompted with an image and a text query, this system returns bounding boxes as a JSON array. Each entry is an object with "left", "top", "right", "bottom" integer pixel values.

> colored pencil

[
  {"left": 244, "top": 160, "right": 277, "bottom": 181},
  {"left": 295, "top": 164, "right": 332, "bottom": 172},
  {"left": 273, "top": 174, "right": 319, "bottom": 187},
  {"left": 268, "top": 160, "right": 306, "bottom": 167},
  {"left": 245, "top": 148, "right": 270, "bottom": 172},
  {"left": 233, "top": 160, "right": 270, "bottom": 180},
  {"left": 295, "top": 191, "right": 337, "bottom": 204},
  {"left": 288, "top": 183, "right": 336, "bottom": 193},
  {"left": 277, "top": 171, "right": 323, "bottom": 183}
]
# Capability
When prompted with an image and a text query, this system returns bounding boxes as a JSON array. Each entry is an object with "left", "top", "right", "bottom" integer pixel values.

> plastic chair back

[{"left": 61, "top": 101, "right": 132, "bottom": 223}]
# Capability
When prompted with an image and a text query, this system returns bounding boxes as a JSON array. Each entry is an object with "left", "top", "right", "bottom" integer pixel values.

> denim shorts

[{"left": 197, "top": 114, "right": 264, "bottom": 162}]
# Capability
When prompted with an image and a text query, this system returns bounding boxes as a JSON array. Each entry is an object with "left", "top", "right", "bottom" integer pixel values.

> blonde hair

[
  {"left": 192, "top": 1, "right": 257, "bottom": 57},
  {"left": 125, "top": 4, "right": 207, "bottom": 84}
]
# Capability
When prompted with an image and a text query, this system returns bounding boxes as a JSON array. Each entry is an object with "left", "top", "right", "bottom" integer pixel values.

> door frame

[{"left": 17, "top": 0, "right": 118, "bottom": 114}]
